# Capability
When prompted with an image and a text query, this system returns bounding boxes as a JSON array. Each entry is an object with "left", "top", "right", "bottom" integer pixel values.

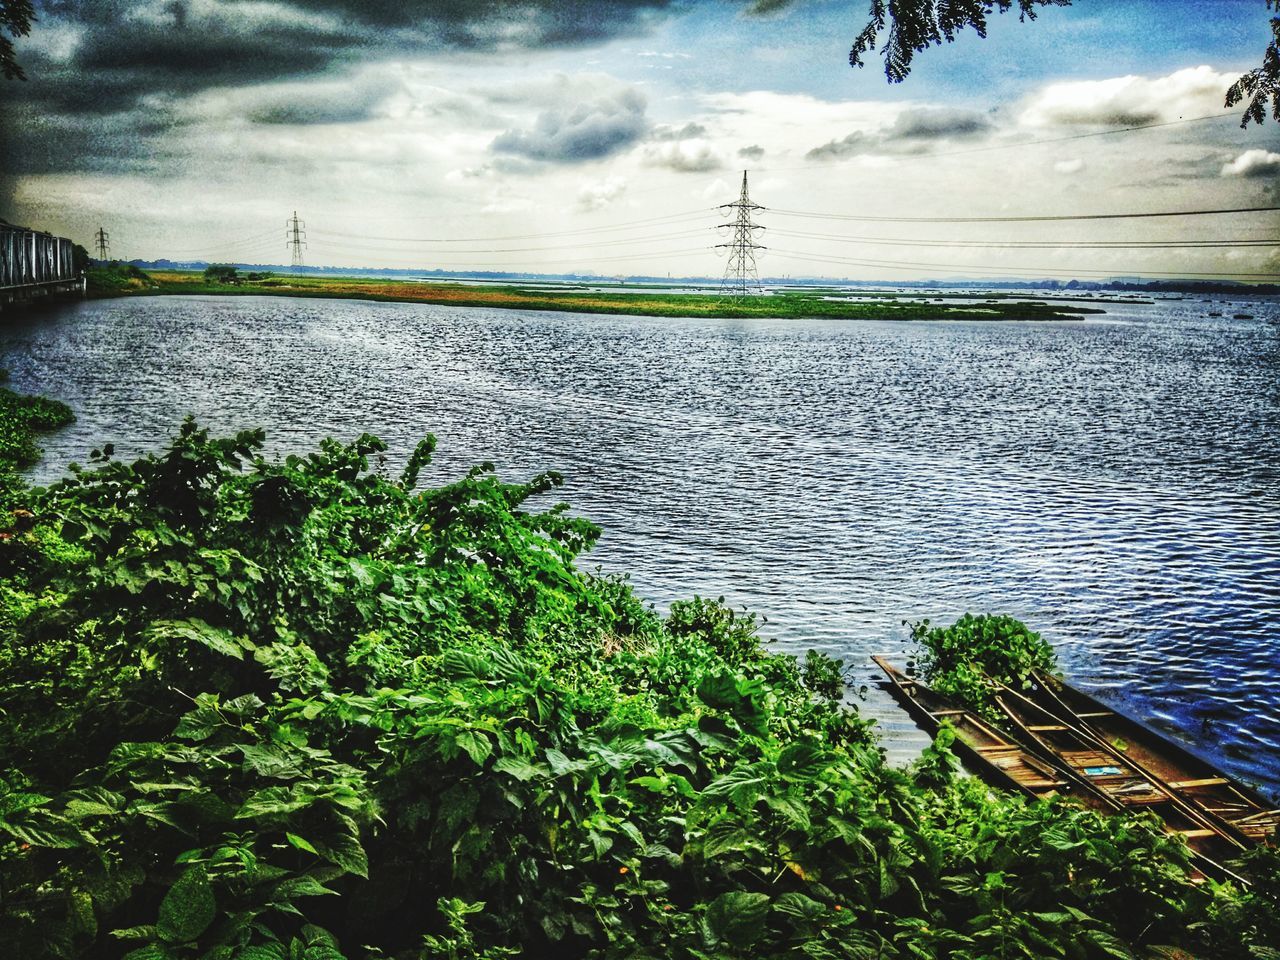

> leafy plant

[
  {"left": 909, "top": 613, "right": 1057, "bottom": 723},
  {"left": 0, "top": 399, "right": 1274, "bottom": 959}
]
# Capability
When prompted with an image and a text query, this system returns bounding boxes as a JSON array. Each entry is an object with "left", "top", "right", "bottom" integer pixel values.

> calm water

[{"left": 3, "top": 294, "right": 1278, "bottom": 793}]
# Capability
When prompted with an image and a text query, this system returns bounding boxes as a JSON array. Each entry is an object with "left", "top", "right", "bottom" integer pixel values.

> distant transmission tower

[
  {"left": 286, "top": 211, "right": 307, "bottom": 268},
  {"left": 93, "top": 226, "right": 110, "bottom": 261},
  {"left": 716, "top": 170, "right": 765, "bottom": 297}
]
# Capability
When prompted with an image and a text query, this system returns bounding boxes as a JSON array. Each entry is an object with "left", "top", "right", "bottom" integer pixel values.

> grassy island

[
  {"left": 91, "top": 268, "right": 1110, "bottom": 323},
  {"left": 0, "top": 379, "right": 1276, "bottom": 960}
]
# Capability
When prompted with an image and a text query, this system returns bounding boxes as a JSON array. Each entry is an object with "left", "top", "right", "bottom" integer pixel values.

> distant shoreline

[{"left": 90, "top": 269, "right": 1110, "bottom": 322}]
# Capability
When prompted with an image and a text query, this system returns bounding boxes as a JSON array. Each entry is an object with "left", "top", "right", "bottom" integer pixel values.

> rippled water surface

[{"left": 4, "top": 294, "right": 1278, "bottom": 792}]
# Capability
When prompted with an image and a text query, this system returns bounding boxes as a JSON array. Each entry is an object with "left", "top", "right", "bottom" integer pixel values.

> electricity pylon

[
  {"left": 93, "top": 227, "right": 110, "bottom": 261},
  {"left": 716, "top": 170, "right": 765, "bottom": 298},
  {"left": 286, "top": 211, "right": 307, "bottom": 268}
]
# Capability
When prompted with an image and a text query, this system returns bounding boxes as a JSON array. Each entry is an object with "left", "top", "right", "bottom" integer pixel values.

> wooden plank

[{"left": 1166, "top": 778, "right": 1229, "bottom": 789}]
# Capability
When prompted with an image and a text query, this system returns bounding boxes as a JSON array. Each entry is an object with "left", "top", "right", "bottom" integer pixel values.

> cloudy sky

[{"left": 3, "top": 0, "right": 1278, "bottom": 280}]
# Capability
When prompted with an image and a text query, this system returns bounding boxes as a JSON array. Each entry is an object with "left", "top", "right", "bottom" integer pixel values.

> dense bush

[
  {"left": 203, "top": 265, "right": 239, "bottom": 284},
  {"left": 86, "top": 263, "right": 153, "bottom": 295},
  {"left": 0, "top": 372, "right": 75, "bottom": 506},
  {"left": 0, "top": 406, "right": 1275, "bottom": 959},
  {"left": 909, "top": 613, "right": 1058, "bottom": 723}
]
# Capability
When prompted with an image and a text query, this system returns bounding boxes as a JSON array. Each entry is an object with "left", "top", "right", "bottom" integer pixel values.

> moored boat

[
  {"left": 873, "top": 656, "right": 1117, "bottom": 810},
  {"left": 993, "top": 683, "right": 1250, "bottom": 883},
  {"left": 1023, "top": 670, "right": 1280, "bottom": 845}
]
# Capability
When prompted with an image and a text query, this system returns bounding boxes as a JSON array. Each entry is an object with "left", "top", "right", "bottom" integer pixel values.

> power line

[
  {"left": 297, "top": 246, "right": 713, "bottom": 270},
  {"left": 308, "top": 212, "right": 711, "bottom": 245},
  {"left": 770, "top": 204, "right": 1280, "bottom": 225},
  {"left": 159, "top": 229, "right": 286, "bottom": 256},
  {"left": 308, "top": 209, "right": 711, "bottom": 245},
  {"left": 305, "top": 228, "right": 711, "bottom": 258},
  {"left": 770, "top": 228, "right": 1280, "bottom": 249},
  {"left": 767, "top": 248, "right": 1280, "bottom": 280}
]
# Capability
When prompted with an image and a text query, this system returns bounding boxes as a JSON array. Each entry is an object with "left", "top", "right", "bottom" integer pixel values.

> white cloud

[
  {"left": 1019, "top": 65, "right": 1235, "bottom": 127},
  {"left": 644, "top": 139, "right": 723, "bottom": 173},
  {"left": 1221, "top": 149, "right": 1280, "bottom": 178},
  {"left": 1053, "top": 157, "right": 1085, "bottom": 175},
  {"left": 577, "top": 176, "right": 628, "bottom": 211}
]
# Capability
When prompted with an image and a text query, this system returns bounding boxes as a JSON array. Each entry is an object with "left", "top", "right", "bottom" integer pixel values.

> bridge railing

[{"left": 1, "top": 224, "right": 77, "bottom": 289}]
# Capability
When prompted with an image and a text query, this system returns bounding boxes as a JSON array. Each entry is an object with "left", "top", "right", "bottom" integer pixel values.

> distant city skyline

[{"left": 2, "top": 0, "right": 1278, "bottom": 280}]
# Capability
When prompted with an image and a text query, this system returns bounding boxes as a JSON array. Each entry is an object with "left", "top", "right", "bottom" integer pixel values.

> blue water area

[{"left": 3, "top": 293, "right": 1277, "bottom": 794}]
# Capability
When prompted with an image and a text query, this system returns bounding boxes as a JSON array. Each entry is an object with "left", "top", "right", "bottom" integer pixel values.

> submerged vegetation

[
  {"left": 113, "top": 269, "right": 1104, "bottom": 322},
  {"left": 909, "top": 614, "right": 1059, "bottom": 724},
  {"left": 0, "top": 370, "right": 74, "bottom": 501},
  {"left": 0, "top": 382, "right": 1277, "bottom": 958}
]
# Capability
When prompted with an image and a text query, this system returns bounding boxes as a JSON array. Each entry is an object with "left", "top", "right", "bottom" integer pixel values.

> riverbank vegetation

[
  {"left": 0, "top": 370, "right": 74, "bottom": 502},
  {"left": 114, "top": 269, "right": 1104, "bottom": 322},
  {"left": 86, "top": 262, "right": 157, "bottom": 296},
  {"left": 0, "top": 384, "right": 1277, "bottom": 958}
]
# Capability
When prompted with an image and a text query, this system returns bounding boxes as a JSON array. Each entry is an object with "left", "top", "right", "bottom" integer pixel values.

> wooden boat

[
  {"left": 993, "top": 683, "right": 1250, "bottom": 883},
  {"left": 1022, "top": 671, "right": 1279, "bottom": 845},
  {"left": 872, "top": 656, "right": 1118, "bottom": 811}
]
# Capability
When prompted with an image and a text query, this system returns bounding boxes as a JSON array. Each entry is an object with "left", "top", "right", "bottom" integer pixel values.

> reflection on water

[{"left": 3, "top": 293, "right": 1278, "bottom": 792}]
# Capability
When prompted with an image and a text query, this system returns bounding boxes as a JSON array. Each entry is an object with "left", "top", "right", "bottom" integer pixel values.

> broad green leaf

[
  {"left": 777, "top": 742, "right": 829, "bottom": 780},
  {"left": 323, "top": 831, "right": 369, "bottom": 878},
  {"left": 493, "top": 756, "right": 545, "bottom": 781},
  {"left": 156, "top": 866, "right": 216, "bottom": 944},
  {"left": 455, "top": 729, "right": 492, "bottom": 765},
  {"left": 702, "top": 890, "right": 770, "bottom": 949},
  {"left": 773, "top": 892, "right": 825, "bottom": 920},
  {"left": 765, "top": 793, "right": 811, "bottom": 830},
  {"left": 272, "top": 875, "right": 337, "bottom": 899},
  {"left": 286, "top": 832, "right": 319, "bottom": 855},
  {"left": 123, "top": 947, "right": 176, "bottom": 960},
  {"left": 234, "top": 947, "right": 286, "bottom": 960},
  {"left": 152, "top": 619, "right": 246, "bottom": 661},
  {"left": 0, "top": 791, "right": 51, "bottom": 816},
  {"left": 702, "top": 764, "right": 769, "bottom": 808}
]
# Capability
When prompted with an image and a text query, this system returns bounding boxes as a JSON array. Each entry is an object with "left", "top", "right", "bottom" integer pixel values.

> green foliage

[
  {"left": 1226, "top": 2, "right": 1280, "bottom": 126},
  {"left": 0, "top": 371, "right": 75, "bottom": 508},
  {"left": 848, "top": 0, "right": 1279, "bottom": 126},
  {"left": 848, "top": 1, "right": 1070, "bottom": 81},
  {"left": 0, "top": 411, "right": 1274, "bottom": 959},
  {"left": 1, "top": 0, "right": 34, "bottom": 81},
  {"left": 86, "top": 262, "right": 153, "bottom": 295},
  {"left": 910, "top": 613, "right": 1057, "bottom": 723},
  {"left": 204, "top": 264, "right": 240, "bottom": 284}
]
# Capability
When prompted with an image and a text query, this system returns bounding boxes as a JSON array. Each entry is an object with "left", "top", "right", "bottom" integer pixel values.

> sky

[{"left": 2, "top": 0, "right": 1279, "bottom": 281}]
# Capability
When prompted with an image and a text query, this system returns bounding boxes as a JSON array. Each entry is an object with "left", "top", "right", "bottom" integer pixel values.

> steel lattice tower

[
  {"left": 286, "top": 211, "right": 307, "bottom": 268},
  {"left": 93, "top": 226, "right": 110, "bottom": 261},
  {"left": 716, "top": 170, "right": 765, "bottom": 297}
]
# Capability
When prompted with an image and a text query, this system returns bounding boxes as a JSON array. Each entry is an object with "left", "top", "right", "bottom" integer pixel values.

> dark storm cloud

[
  {"left": 805, "top": 130, "right": 875, "bottom": 161},
  {"left": 804, "top": 107, "right": 993, "bottom": 160},
  {"left": 24, "top": 0, "right": 679, "bottom": 113},
  {"left": 247, "top": 77, "right": 402, "bottom": 126},
  {"left": 491, "top": 88, "right": 649, "bottom": 163},
  {"left": 651, "top": 121, "right": 707, "bottom": 140},
  {"left": 885, "top": 107, "right": 993, "bottom": 140},
  {"left": 0, "top": 99, "right": 190, "bottom": 175},
  {"left": 2, "top": 0, "right": 685, "bottom": 200}
]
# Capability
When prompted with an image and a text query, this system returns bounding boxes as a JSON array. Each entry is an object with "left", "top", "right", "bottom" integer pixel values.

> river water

[{"left": 3, "top": 294, "right": 1278, "bottom": 794}]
